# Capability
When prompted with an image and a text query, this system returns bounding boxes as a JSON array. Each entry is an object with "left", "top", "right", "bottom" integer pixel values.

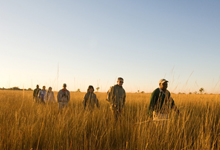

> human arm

[
  {"left": 123, "top": 91, "right": 126, "bottom": 108},
  {"left": 148, "top": 89, "right": 159, "bottom": 116},
  {"left": 96, "top": 99, "right": 100, "bottom": 108},
  {"left": 106, "top": 86, "right": 114, "bottom": 103},
  {"left": 57, "top": 91, "right": 60, "bottom": 102},
  {"left": 67, "top": 91, "right": 70, "bottom": 102},
  {"left": 83, "top": 93, "right": 88, "bottom": 109},
  {"left": 169, "top": 97, "right": 180, "bottom": 115},
  {"left": 33, "top": 90, "right": 35, "bottom": 98},
  {"left": 38, "top": 91, "right": 41, "bottom": 99},
  {"left": 44, "top": 92, "right": 47, "bottom": 102},
  {"left": 94, "top": 94, "right": 100, "bottom": 108}
]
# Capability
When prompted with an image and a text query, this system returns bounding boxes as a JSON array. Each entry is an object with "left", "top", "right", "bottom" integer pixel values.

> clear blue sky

[{"left": 0, "top": 1, "right": 220, "bottom": 93}]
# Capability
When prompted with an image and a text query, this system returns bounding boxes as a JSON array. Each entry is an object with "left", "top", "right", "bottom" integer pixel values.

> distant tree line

[
  {"left": 0, "top": 87, "right": 207, "bottom": 94},
  {"left": 0, "top": 87, "right": 33, "bottom": 91}
]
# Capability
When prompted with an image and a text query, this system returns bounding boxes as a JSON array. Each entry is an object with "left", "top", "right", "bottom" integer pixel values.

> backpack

[{"left": 106, "top": 86, "right": 115, "bottom": 102}]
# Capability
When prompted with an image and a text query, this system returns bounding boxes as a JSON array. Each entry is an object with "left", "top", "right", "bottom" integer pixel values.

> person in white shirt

[{"left": 44, "top": 87, "right": 56, "bottom": 103}]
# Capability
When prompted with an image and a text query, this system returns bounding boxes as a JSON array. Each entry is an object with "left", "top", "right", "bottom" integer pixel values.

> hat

[
  {"left": 63, "top": 83, "right": 67, "bottom": 87},
  {"left": 159, "top": 79, "right": 168, "bottom": 84}
]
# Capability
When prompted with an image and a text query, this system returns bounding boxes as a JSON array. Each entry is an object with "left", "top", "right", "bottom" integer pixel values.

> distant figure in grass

[
  {"left": 44, "top": 87, "right": 56, "bottom": 103},
  {"left": 33, "top": 85, "right": 41, "bottom": 103},
  {"left": 106, "top": 77, "right": 126, "bottom": 120},
  {"left": 148, "top": 79, "right": 179, "bottom": 121},
  {"left": 38, "top": 86, "right": 46, "bottom": 103},
  {"left": 57, "top": 83, "right": 70, "bottom": 110},
  {"left": 83, "top": 85, "right": 99, "bottom": 110}
]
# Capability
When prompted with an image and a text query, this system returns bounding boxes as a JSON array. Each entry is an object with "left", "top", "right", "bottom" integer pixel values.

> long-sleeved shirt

[
  {"left": 83, "top": 92, "right": 99, "bottom": 109},
  {"left": 106, "top": 84, "right": 126, "bottom": 111},
  {"left": 148, "top": 88, "right": 176, "bottom": 115},
  {"left": 44, "top": 91, "right": 56, "bottom": 102},
  {"left": 33, "top": 88, "right": 41, "bottom": 98},
  {"left": 38, "top": 90, "right": 46, "bottom": 101},
  {"left": 57, "top": 89, "right": 70, "bottom": 102}
]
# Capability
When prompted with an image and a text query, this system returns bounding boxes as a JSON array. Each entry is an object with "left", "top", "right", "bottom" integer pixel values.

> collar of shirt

[
  {"left": 159, "top": 88, "right": 166, "bottom": 95},
  {"left": 62, "top": 89, "right": 67, "bottom": 92}
]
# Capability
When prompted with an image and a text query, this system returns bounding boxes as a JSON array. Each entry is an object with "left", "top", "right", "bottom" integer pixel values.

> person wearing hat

[
  {"left": 44, "top": 87, "right": 56, "bottom": 103},
  {"left": 148, "top": 79, "right": 179, "bottom": 120},
  {"left": 83, "top": 85, "right": 99, "bottom": 110},
  {"left": 57, "top": 83, "right": 70, "bottom": 110}
]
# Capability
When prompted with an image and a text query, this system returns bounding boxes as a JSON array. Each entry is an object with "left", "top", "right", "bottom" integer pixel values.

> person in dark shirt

[
  {"left": 57, "top": 83, "right": 70, "bottom": 110},
  {"left": 83, "top": 85, "right": 99, "bottom": 110},
  {"left": 33, "top": 85, "right": 41, "bottom": 103},
  {"left": 148, "top": 79, "right": 179, "bottom": 120}
]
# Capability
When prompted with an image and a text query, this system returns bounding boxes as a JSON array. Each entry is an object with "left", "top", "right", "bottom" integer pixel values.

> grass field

[{"left": 0, "top": 90, "right": 219, "bottom": 150}]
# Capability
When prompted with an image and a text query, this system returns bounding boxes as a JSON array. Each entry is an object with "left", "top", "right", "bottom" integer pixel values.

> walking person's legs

[
  {"left": 58, "top": 102, "right": 68, "bottom": 110},
  {"left": 58, "top": 102, "right": 63, "bottom": 110}
]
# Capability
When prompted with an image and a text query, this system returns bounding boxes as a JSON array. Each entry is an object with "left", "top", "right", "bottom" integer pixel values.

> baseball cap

[{"left": 159, "top": 79, "right": 168, "bottom": 84}]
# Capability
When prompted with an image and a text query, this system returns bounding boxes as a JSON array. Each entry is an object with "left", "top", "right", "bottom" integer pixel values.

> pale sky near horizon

[{"left": 0, "top": 1, "right": 220, "bottom": 93}]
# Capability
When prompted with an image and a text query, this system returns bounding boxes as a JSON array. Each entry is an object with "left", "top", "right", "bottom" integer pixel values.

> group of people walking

[
  {"left": 33, "top": 77, "right": 179, "bottom": 120},
  {"left": 33, "top": 83, "right": 70, "bottom": 109}
]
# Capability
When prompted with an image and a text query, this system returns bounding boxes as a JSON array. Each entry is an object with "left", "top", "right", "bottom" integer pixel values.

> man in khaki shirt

[{"left": 106, "top": 77, "right": 126, "bottom": 120}]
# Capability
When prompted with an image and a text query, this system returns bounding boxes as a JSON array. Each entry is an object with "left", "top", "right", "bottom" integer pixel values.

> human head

[
  {"left": 87, "top": 85, "right": 94, "bottom": 93},
  {"left": 159, "top": 79, "right": 168, "bottom": 91},
  {"left": 117, "top": 77, "right": 124, "bottom": 87},
  {"left": 36, "top": 85, "right": 39, "bottom": 89},
  {"left": 42, "top": 86, "right": 46, "bottom": 90},
  {"left": 48, "top": 87, "right": 52, "bottom": 92},
  {"left": 63, "top": 83, "right": 67, "bottom": 90}
]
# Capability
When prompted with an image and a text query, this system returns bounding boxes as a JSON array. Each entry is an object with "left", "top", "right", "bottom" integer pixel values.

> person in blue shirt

[{"left": 38, "top": 86, "right": 46, "bottom": 103}]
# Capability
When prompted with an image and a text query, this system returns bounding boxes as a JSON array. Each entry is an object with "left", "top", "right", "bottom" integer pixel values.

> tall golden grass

[{"left": 0, "top": 90, "right": 219, "bottom": 150}]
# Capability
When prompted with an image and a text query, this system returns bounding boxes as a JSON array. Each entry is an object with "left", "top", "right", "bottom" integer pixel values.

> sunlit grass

[{"left": 0, "top": 91, "right": 219, "bottom": 149}]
